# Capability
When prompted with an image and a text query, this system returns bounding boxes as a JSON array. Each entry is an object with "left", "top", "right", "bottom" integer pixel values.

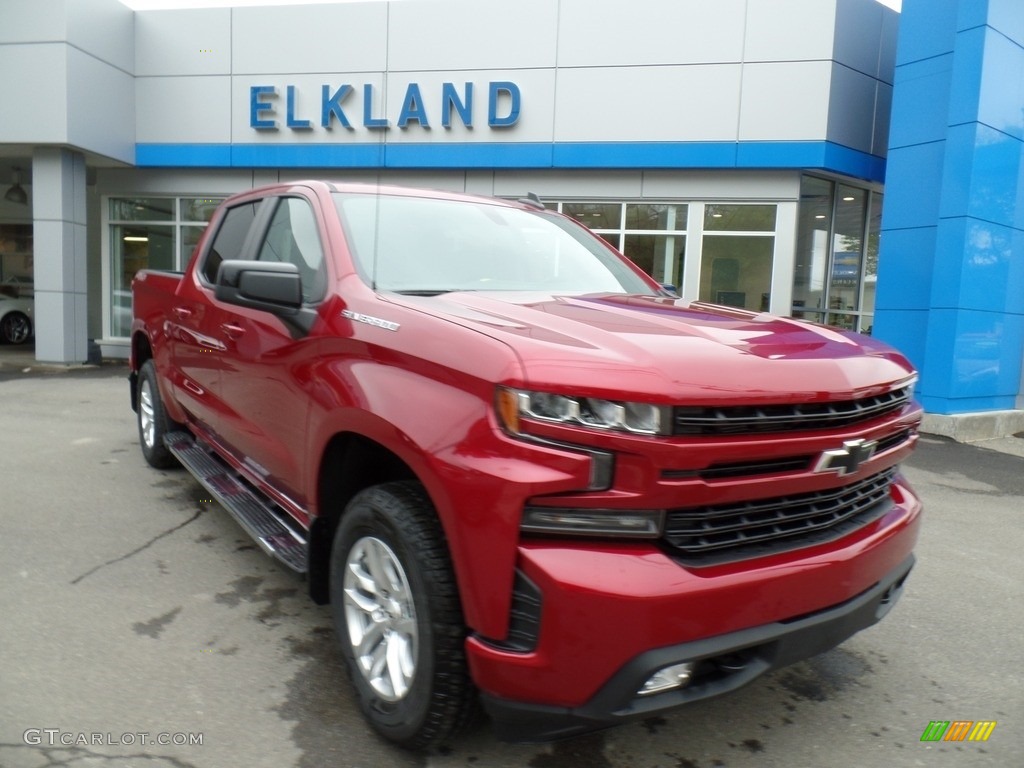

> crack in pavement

[
  {"left": 70, "top": 510, "right": 203, "bottom": 585},
  {"left": 0, "top": 742, "right": 200, "bottom": 767}
]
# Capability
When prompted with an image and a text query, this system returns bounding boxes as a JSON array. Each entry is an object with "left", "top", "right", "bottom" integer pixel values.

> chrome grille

[
  {"left": 672, "top": 388, "right": 910, "bottom": 436},
  {"left": 662, "top": 468, "right": 897, "bottom": 565}
]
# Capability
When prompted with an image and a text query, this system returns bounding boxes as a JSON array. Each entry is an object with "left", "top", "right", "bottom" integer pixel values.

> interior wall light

[{"left": 4, "top": 167, "right": 28, "bottom": 205}]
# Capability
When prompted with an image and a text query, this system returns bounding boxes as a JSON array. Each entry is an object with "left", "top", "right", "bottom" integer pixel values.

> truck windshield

[{"left": 333, "top": 193, "right": 656, "bottom": 296}]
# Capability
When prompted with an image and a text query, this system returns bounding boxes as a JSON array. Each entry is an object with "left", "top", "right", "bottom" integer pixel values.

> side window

[
  {"left": 201, "top": 202, "right": 259, "bottom": 283},
  {"left": 256, "top": 197, "right": 327, "bottom": 303}
]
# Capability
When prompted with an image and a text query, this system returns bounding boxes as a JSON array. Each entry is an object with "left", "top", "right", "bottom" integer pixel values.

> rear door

[{"left": 168, "top": 199, "right": 262, "bottom": 437}]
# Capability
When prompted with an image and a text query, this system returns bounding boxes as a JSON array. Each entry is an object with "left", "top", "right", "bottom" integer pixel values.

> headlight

[
  {"left": 497, "top": 387, "right": 668, "bottom": 436},
  {"left": 902, "top": 375, "right": 918, "bottom": 402}
]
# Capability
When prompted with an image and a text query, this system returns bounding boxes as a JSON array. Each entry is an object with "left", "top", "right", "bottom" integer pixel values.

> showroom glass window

[
  {"left": 108, "top": 196, "right": 223, "bottom": 337},
  {"left": 559, "top": 202, "right": 687, "bottom": 289},
  {"left": 792, "top": 176, "right": 880, "bottom": 334},
  {"left": 699, "top": 204, "right": 776, "bottom": 311}
]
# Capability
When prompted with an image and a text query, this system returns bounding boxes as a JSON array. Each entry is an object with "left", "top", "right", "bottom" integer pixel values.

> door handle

[
  {"left": 220, "top": 323, "right": 245, "bottom": 339},
  {"left": 172, "top": 306, "right": 193, "bottom": 320}
]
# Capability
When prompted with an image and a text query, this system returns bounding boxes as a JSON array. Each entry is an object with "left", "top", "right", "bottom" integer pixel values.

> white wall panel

[
  {"left": 827, "top": 64, "right": 879, "bottom": 155},
  {"left": 0, "top": 44, "right": 67, "bottom": 143},
  {"left": 642, "top": 170, "right": 801, "bottom": 201},
  {"left": 558, "top": 0, "right": 746, "bottom": 67},
  {"left": 96, "top": 168, "right": 258, "bottom": 195},
  {"left": 67, "top": 47, "right": 135, "bottom": 163},
  {"left": 492, "top": 170, "right": 644, "bottom": 198},
  {"left": 464, "top": 171, "right": 496, "bottom": 196},
  {"left": 878, "top": 9, "right": 899, "bottom": 84},
  {"left": 554, "top": 65, "right": 742, "bottom": 142},
  {"left": 284, "top": 170, "right": 473, "bottom": 192},
  {"left": 744, "top": 0, "right": 836, "bottom": 63},
  {"left": 232, "top": 4, "right": 388, "bottom": 75},
  {"left": 0, "top": 0, "right": 64, "bottom": 44},
  {"left": 2, "top": 0, "right": 897, "bottom": 176},
  {"left": 388, "top": 0, "right": 558, "bottom": 72},
  {"left": 136, "top": 76, "right": 231, "bottom": 144},
  {"left": 66, "top": 0, "right": 134, "bottom": 74},
  {"left": 135, "top": 9, "right": 230, "bottom": 77},
  {"left": 834, "top": 0, "right": 885, "bottom": 79},
  {"left": 738, "top": 62, "right": 831, "bottom": 141}
]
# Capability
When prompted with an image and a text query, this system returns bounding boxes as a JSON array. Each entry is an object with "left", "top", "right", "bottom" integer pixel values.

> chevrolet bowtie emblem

[{"left": 814, "top": 438, "right": 878, "bottom": 476}]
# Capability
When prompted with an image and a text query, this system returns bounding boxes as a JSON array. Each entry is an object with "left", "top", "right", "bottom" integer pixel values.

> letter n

[
  {"left": 442, "top": 82, "right": 472, "bottom": 128},
  {"left": 920, "top": 721, "right": 949, "bottom": 742}
]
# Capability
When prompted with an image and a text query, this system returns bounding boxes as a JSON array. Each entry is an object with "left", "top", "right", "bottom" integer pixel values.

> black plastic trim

[
  {"left": 481, "top": 554, "right": 914, "bottom": 742},
  {"left": 672, "top": 388, "right": 911, "bottom": 436},
  {"left": 478, "top": 570, "right": 543, "bottom": 653},
  {"left": 661, "top": 467, "right": 897, "bottom": 565}
]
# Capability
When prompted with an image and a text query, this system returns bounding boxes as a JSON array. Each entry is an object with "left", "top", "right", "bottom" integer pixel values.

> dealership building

[{"left": 1, "top": 0, "right": 1022, "bottom": 434}]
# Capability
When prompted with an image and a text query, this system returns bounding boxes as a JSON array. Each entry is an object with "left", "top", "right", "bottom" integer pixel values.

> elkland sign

[{"left": 250, "top": 81, "right": 522, "bottom": 133}]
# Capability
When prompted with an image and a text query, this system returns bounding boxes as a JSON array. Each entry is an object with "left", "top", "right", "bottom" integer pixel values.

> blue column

[
  {"left": 32, "top": 148, "right": 89, "bottom": 364},
  {"left": 875, "top": 0, "right": 1024, "bottom": 414}
]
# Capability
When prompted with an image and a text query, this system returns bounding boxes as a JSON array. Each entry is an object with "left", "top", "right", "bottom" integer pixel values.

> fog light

[{"left": 637, "top": 662, "right": 695, "bottom": 696}]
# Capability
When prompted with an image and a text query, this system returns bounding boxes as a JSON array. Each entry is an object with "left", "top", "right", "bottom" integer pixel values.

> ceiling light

[
  {"left": 842, "top": 196, "right": 856, "bottom": 202},
  {"left": 815, "top": 214, "right": 827, "bottom": 219},
  {"left": 4, "top": 168, "right": 27, "bottom": 205},
  {"left": 124, "top": 236, "right": 149, "bottom": 242}
]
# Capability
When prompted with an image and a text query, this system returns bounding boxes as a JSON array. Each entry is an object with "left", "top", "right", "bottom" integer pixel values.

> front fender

[{"left": 304, "top": 352, "right": 589, "bottom": 640}]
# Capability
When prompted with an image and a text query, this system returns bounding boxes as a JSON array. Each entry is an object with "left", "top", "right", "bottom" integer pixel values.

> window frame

[
  {"left": 253, "top": 196, "right": 330, "bottom": 305},
  {"left": 103, "top": 194, "right": 226, "bottom": 341},
  {"left": 544, "top": 199, "right": 783, "bottom": 309},
  {"left": 791, "top": 175, "right": 881, "bottom": 334}
]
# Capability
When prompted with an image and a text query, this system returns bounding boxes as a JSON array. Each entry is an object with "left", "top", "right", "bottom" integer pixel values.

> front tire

[
  {"left": 330, "top": 482, "right": 475, "bottom": 749},
  {"left": 136, "top": 359, "right": 180, "bottom": 469}
]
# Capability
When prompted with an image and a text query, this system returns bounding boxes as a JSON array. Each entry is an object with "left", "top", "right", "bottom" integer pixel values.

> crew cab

[{"left": 129, "top": 181, "right": 923, "bottom": 747}]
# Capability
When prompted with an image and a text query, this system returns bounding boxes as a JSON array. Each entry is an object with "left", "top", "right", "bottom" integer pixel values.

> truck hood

[{"left": 391, "top": 292, "right": 915, "bottom": 403}]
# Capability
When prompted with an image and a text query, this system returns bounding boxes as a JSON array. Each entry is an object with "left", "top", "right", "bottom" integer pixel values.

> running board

[{"left": 165, "top": 431, "right": 308, "bottom": 573}]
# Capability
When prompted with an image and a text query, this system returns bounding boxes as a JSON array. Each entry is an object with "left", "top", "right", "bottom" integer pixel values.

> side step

[{"left": 165, "top": 431, "right": 308, "bottom": 573}]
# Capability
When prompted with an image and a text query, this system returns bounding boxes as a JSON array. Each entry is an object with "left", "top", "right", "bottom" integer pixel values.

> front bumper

[{"left": 481, "top": 553, "right": 914, "bottom": 742}]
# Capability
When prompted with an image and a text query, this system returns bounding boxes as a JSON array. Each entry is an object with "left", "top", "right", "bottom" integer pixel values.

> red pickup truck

[{"left": 130, "top": 181, "right": 922, "bottom": 748}]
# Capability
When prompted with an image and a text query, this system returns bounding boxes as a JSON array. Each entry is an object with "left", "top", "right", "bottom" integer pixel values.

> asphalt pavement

[{"left": 0, "top": 357, "right": 1021, "bottom": 768}]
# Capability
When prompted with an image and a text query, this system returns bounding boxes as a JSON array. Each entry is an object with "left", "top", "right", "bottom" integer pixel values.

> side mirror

[{"left": 215, "top": 260, "right": 302, "bottom": 315}]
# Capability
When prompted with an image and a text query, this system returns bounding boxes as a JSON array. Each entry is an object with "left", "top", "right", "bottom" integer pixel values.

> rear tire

[
  {"left": 330, "top": 481, "right": 475, "bottom": 749},
  {"left": 136, "top": 359, "right": 180, "bottom": 469}
]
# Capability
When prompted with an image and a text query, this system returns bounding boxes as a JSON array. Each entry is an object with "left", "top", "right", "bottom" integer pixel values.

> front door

[{"left": 212, "top": 195, "right": 330, "bottom": 521}]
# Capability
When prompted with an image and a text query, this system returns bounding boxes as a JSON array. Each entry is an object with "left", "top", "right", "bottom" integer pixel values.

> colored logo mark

[{"left": 920, "top": 720, "right": 996, "bottom": 742}]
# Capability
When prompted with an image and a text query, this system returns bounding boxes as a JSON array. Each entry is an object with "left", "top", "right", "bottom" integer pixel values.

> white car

[{"left": 0, "top": 291, "right": 33, "bottom": 344}]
